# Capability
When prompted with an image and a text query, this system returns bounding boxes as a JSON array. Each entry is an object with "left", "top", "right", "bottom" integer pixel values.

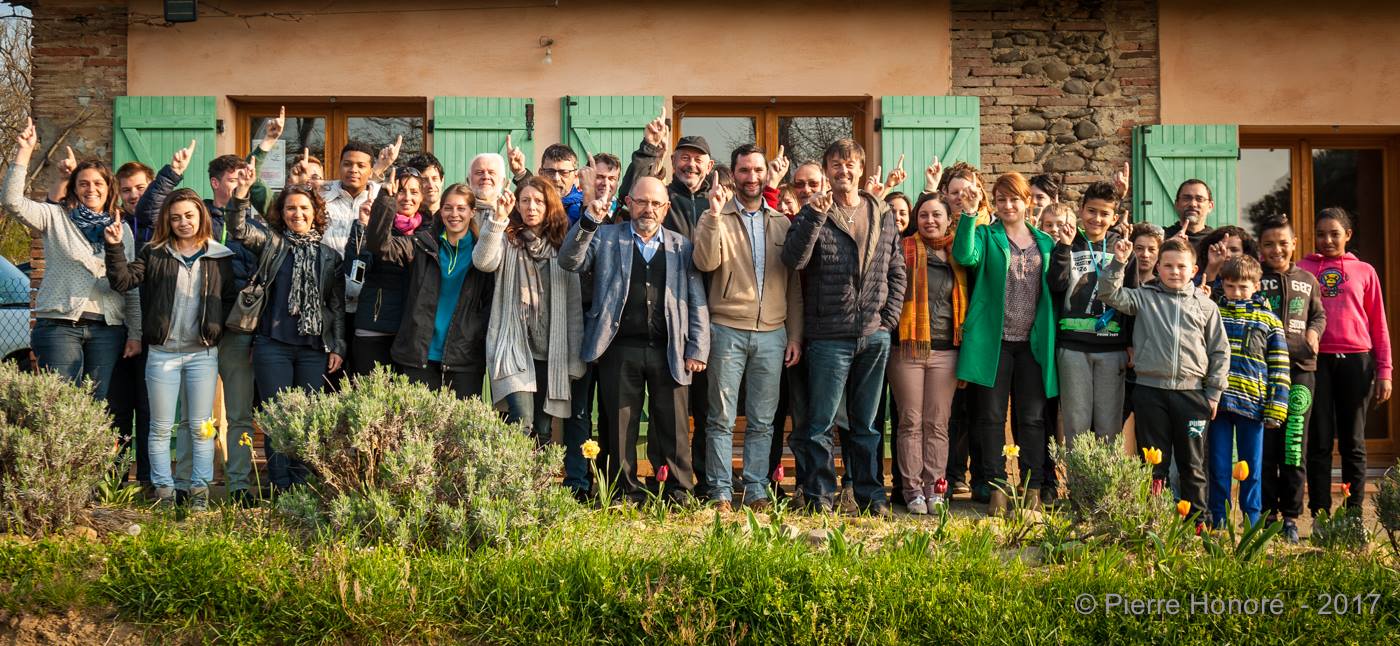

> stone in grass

[
  {"left": 805, "top": 528, "right": 831, "bottom": 546},
  {"left": 780, "top": 524, "right": 801, "bottom": 541}
]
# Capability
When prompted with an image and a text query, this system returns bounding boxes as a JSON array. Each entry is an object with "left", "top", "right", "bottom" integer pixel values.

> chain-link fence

[{"left": 0, "top": 263, "right": 33, "bottom": 368}]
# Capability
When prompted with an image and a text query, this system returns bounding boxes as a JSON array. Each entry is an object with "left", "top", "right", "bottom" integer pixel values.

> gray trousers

[
  {"left": 1056, "top": 347, "right": 1128, "bottom": 444},
  {"left": 218, "top": 332, "right": 257, "bottom": 492}
]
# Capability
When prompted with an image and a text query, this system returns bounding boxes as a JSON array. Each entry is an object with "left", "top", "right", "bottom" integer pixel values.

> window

[
  {"left": 673, "top": 100, "right": 867, "bottom": 179},
  {"left": 235, "top": 101, "right": 428, "bottom": 187}
]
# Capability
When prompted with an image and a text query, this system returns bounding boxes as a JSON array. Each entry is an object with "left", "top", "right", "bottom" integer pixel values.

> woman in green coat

[{"left": 952, "top": 172, "right": 1058, "bottom": 514}]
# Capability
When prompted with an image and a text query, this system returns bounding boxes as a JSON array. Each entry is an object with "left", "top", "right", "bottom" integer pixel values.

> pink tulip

[
  {"left": 657, "top": 464, "right": 669, "bottom": 483},
  {"left": 934, "top": 478, "right": 948, "bottom": 495},
  {"left": 773, "top": 464, "right": 785, "bottom": 483}
]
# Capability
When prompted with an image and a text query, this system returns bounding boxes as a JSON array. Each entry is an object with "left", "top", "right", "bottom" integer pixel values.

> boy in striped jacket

[{"left": 1209, "top": 255, "right": 1291, "bottom": 528}]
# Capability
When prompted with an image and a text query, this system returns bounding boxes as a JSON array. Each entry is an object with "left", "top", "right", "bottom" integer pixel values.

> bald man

[{"left": 560, "top": 177, "right": 710, "bottom": 504}]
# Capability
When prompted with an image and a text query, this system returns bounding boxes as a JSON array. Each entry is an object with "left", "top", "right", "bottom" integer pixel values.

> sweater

[
  {"left": 1298, "top": 253, "right": 1392, "bottom": 380},
  {"left": 1, "top": 163, "right": 142, "bottom": 341},
  {"left": 1217, "top": 296, "right": 1292, "bottom": 424},
  {"left": 1047, "top": 230, "right": 1135, "bottom": 353},
  {"left": 1258, "top": 264, "right": 1326, "bottom": 372}
]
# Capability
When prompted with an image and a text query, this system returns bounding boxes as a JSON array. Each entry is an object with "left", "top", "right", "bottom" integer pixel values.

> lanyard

[{"left": 441, "top": 237, "right": 460, "bottom": 275}]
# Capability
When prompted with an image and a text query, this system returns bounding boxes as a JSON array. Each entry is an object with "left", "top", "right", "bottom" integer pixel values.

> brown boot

[
  {"left": 1025, "top": 488, "right": 1042, "bottom": 511},
  {"left": 989, "top": 490, "right": 1008, "bottom": 517}
]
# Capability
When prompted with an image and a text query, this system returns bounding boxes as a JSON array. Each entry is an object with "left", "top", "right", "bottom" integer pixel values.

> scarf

[
  {"left": 517, "top": 229, "right": 556, "bottom": 334},
  {"left": 898, "top": 233, "right": 969, "bottom": 359},
  {"left": 69, "top": 204, "right": 114, "bottom": 253},
  {"left": 284, "top": 230, "right": 324, "bottom": 337},
  {"left": 393, "top": 211, "right": 422, "bottom": 235}
]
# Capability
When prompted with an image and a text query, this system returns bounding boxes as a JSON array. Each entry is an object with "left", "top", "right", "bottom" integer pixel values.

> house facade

[{"left": 20, "top": 0, "right": 1400, "bottom": 466}]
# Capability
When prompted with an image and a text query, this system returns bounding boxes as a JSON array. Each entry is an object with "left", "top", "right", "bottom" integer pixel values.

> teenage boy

[
  {"left": 1208, "top": 255, "right": 1291, "bottom": 528},
  {"left": 1099, "top": 237, "right": 1229, "bottom": 522},
  {"left": 1256, "top": 215, "right": 1325, "bottom": 541},
  {"left": 1048, "top": 181, "right": 1134, "bottom": 443}
]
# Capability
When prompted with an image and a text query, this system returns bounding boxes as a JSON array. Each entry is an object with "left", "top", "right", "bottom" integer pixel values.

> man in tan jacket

[{"left": 692, "top": 144, "right": 803, "bottom": 512}]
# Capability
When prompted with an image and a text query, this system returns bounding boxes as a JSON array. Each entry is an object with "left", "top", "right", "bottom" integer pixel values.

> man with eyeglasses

[
  {"left": 560, "top": 176, "right": 710, "bottom": 504},
  {"left": 1163, "top": 179, "right": 1215, "bottom": 247}
]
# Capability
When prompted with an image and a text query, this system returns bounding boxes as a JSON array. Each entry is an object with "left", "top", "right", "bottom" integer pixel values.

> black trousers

[
  {"left": 770, "top": 362, "right": 806, "bottom": 484},
  {"left": 109, "top": 349, "right": 151, "bottom": 482},
  {"left": 597, "top": 342, "right": 694, "bottom": 500},
  {"left": 973, "top": 341, "right": 1048, "bottom": 490},
  {"left": 946, "top": 386, "right": 982, "bottom": 488},
  {"left": 1308, "top": 352, "right": 1374, "bottom": 513},
  {"left": 400, "top": 362, "right": 484, "bottom": 400},
  {"left": 1013, "top": 395, "right": 1061, "bottom": 490},
  {"left": 1263, "top": 368, "right": 1313, "bottom": 521},
  {"left": 1132, "top": 385, "right": 1211, "bottom": 517},
  {"left": 350, "top": 334, "right": 397, "bottom": 377},
  {"left": 688, "top": 369, "right": 711, "bottom": 497}
]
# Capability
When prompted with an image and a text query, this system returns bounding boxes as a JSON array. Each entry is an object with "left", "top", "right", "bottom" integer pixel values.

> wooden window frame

[
  {"left": 233, "top": 99, "right": 429, "bottom": 180},
  {"left": 671, "top": 98, "right": 869, "bottom": 165}
]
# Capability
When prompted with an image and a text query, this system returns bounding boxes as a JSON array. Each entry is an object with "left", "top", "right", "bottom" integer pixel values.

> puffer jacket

[
  {"left": 345, "top": 191, "right": 415, "bottom": 334},
  {"left": 104, "top": 239, "right": 237, "bottom": 348},
  {"left": 781, "top": 191, "right": 906, "bottom": 340}
]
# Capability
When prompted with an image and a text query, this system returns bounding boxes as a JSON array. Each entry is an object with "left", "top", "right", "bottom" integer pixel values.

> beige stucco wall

[
  {"left": 126, "top": 0, "right": 952, "bottom": 157},
  {"left": 1160, "top": 0, "right": 1400, "bottom": 125}
]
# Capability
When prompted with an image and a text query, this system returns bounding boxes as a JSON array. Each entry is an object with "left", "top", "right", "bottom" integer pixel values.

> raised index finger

[{"left": 896, "top": 154, "right": 905, "bottom": 170}]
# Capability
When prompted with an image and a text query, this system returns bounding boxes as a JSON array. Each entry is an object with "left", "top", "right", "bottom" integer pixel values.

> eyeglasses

[
  {"left": 628, "top": 199, "right": 668, "bottom": 211},
  {"left": 539, "top": 167, "right": 578, "bottom": 178},
  {"left": 1177, "top": 195, "right": 1211, "bottom": 204}
]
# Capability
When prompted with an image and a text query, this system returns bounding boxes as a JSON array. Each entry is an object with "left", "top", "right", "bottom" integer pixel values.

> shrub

[
  {"left": 0, "top": 362, "right": 115, "bottom": 535},
  {"left": 1058, "top": 434, "right": 1178, "bottom": 544},
  {"left": 1379, "top": 462, "right": 1400, "bottom": 553},
  {"left": 258, "top": 366, "right": 576, "bottom": 549}
]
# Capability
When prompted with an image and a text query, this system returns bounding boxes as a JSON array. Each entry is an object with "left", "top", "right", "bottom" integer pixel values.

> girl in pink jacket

[{"left": 1298, "top": 207, "right": 1391, "bottom": 514}]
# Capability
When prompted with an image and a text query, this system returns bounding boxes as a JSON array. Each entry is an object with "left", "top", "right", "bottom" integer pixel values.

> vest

[{"left": 617, "top": 242, "right": 668, "bottom": 345}]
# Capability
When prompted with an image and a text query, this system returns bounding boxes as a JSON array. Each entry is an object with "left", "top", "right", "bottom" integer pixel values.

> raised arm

[
  {"left": 226, "top": 162, "right": 271, "bottom": 254},
  {"left": 1096, "top": 239, "right": 1141, "bottom": 316},
  {"left": 616, "top": 106, "right": 670, "bottom": 201},
  {"left": 46, "top": 146, "right": 76, "bottom": 204},
  {"left": 1, "top": 119, "right": 65, "bottom": 233},
  {"left": 781, "top": 192, "right": 833, "bottom": 270},
  {"left": 472, "top": 191, "right": 515, "bottom": 273},
  {"left": 690, "top": 174, "right": 730, "bottom": 273},
  {"left": 103, "top": 219, "right": 146, "bottom": 293}
]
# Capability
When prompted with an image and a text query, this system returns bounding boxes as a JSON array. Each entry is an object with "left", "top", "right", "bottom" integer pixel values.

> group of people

[{"left": 1, "top": 105, "right": 1389, "bottom": 540}]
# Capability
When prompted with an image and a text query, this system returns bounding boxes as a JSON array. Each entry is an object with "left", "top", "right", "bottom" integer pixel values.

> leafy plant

[
  {"left": 0, "top": 362, "right": 116, "bottom": 535},
  {"left": 1056, "top": 434, "right": 1179, "bottom": 548},
  {"left": 1312, "top": 506, "right": 1371, "bottom": 552},
  {"left": 95, "top": 447, "right": 140, "bottom": 507},
  {"left": 1377, "top": 462, "right": 1400, "bottom": 555}
]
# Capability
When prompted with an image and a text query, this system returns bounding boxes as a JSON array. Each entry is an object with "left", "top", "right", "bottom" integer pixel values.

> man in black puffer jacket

[{"left": 782, "top": 138, "right": 906, "bottom": 516}]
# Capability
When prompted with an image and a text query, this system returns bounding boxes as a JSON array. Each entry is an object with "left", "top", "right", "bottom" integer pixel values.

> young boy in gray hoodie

[{"left": 1097, "top": 236, "right": 1230, "bottom": 521}]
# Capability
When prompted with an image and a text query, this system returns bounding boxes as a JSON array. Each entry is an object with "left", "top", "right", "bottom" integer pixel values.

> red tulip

[
  {"left": 1151, "top": 479, "right": 1165, "bottom": 497},
  {"left": 657, "top": 464, "right": 669, "bottom": 483},
  {"left": 773, "top": 464, "right": 785, "bottom": 483},
  {"left": 934, "top": 478, "right": 948, "bottom": 495},
  {"left": 1340, "top": 482, "right": 1352, "bottom": 499}
]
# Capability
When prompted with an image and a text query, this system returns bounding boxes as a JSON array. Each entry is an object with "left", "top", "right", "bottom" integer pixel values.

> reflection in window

[
  {"left": 779, "top": 116, "right": 854, "bottom": 168},
  {"left": 347, "top": 116, "right": 425, "bottom": 159},
  {"left": 1239, "top": 148, "right": 1291, "bottom": 232},
  {"left": 252, "top": 116, "right": 326, "bottom": 189},
  {"left": 678, "top": 117, "right": 755, "bottom": 169}
]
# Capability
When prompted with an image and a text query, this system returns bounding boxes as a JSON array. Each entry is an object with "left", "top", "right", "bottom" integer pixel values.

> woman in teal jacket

[{"left": 952, "top": 172, "right": 1058, "bottom": 514}]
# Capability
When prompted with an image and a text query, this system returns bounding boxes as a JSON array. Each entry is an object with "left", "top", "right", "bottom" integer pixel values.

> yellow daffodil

[
  {"left": 581, "top": 439, "right": 600, "bottom": 461},
  {"left": 238, "top": 432, "right": 253, "bottom": 448},
  {"left": 200, "top": 418, "right": 217, "bottom": 440},
  {"left": 1232, "top": 460, "right": 1249, "bottom": 482},
  {"left": 1177, "top": 500, "right": 1191, "bottom": 518},
  {"left": 1002, "top": 444, "right": 1020, "bottom": 459},
  {"left": 1142, "top": 447, "right": 1162, "bottom": 465}
]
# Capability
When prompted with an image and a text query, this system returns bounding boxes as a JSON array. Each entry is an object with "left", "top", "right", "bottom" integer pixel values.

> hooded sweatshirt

[
  {"left": 1298, "top": 252, "right": 1392, "bottom": 380},
  {"left": 1217, "top": 295, "right": 1291, "bottom": 424}
]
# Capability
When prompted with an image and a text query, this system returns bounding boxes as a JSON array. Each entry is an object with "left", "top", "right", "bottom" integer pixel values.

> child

[
  {"left": 1130, "top": 222, "right": 1163, "bottom": 286},
  {"left": 1299, "top": 207, "right": 1392, "bottom": 514},
  {"left": 1098, "top": 237, "right": 1229, "bottom": 522},
  {"left": 1255, "top": 215, "right": 1325, "bottom": 541},
  {"left": 1037, "top": 202, "right": 1076, "bottom": 236},
  {"left": 1048, "top": 181, "right": 1132, "bottom": 443},
  {"left": 1208, "top": 255, "right": 1291, "bottom": 528}
]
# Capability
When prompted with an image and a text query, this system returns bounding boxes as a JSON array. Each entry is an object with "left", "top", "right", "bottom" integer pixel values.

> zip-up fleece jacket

[
  {"left": 1297, "top": 252, "right": 1392, "bottom": 380},
  {"left": 1047, "top": 230, "right": 1135, "bottom": 353},
  {"left": 1260, "top": 264, "right": 1326, "bottom": 372},
  {"left": 1097, "top": 257, "right": 1230, "bottom": 403},
  {"left": 1218, "top": 296, "right": 1292, "bottom": 424}
]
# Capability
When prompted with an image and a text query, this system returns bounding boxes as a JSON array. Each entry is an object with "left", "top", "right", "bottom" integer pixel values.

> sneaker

[
  {"left": 928, "top": 493, "right": 946, "bottom": 509},
  {"left": 744, "top": 498, "right": 772, "bottom": 512},
  {"left": 175, "top": 488, "right": 190, "bottom": 507},
  {"left": 863, "top": 503, "right": 892, "bottom": 519},
  {"left": 153, "top": 486, "right": 175, "bottom": 508},
  {"left": 838, "top": 484, "right": 858, "bottom": 515},
  {"left": 906, "top": 496, "right": 929, "bottom": 515},
  {"left": 1283, "top": 519, "right": 1300, "bottom": 544},
  {"left": 952, "top": 481, "right": 971, "bottom": 496},
  {"left": 189, "top": 487, "right": 209, "bottom": 512}
]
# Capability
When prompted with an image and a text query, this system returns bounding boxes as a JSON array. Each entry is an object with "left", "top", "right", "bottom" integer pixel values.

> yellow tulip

[
  {"left": 581, "top": 439, "right": 600, "bottom": 461},
  {"left": 1232, "top": 460, "right": 1249, "bottom": 482},
  {"left": 200, "top": 418, "right": 217, "bottom": 440},
  {"left": 1001, "top": 444, "right": 1020, "bottom": 459},
  {"left": 1141, "top": 447, "right": 1162, "bottom": 466},
  {"left": 1177, "top": 500, "right": 1191, "bottom": 518}
]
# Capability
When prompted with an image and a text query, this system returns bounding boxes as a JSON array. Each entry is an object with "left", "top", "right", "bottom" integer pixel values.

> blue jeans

[
  {"left": 146, "top": 347, "right": 220, "bottom": 489},
  {"left": 1208, "top": 410, "right": 1264, "bottom": 527},
  {"left": 218, "top": 332, "right": 257, "bottom": 491},
  {"left": 502, "top": 361, "right": 551, "bottom": 442},
  {"left": 31, "top": 318, "right": 125, "bottom": 401},
  {"left": 253, "top": 336, "right": 328, "bottom": 489},
  {"left": 705, "top": 325, "right": 786, "bottom": 502},
  {"left": 794, "top": 330, "right": 891, "bottom": 509}
]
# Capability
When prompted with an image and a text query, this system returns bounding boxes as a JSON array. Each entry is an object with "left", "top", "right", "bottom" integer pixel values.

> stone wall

[
  {"left": 951, "top": 0, "right": 1159, "bottom": 201},
  {"left": 26, "top": 0, "right": 128, "bottom": 285}
]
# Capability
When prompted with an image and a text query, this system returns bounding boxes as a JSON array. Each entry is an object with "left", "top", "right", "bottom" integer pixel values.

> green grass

[{"left": 2, "top": 509, "right": 1398, "bottom": 644}]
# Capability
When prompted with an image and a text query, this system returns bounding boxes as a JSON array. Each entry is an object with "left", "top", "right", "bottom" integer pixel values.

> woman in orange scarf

[{"left": 887, "top": 193, "right": 969, "bottom": 513}]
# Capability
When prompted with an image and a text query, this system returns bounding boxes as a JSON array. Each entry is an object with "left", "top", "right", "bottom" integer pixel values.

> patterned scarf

[
  {"left": 393, "top": 211, "right": 422, "bottom": 235},
  {"left": 284, "top": 230, "right": 324, "bottom": 337},
  {"left": 69, "top": 204, "right": 114, "bottom": 253},
  {"left": 898, "top": 233, "right": 969, "bottom": 359}
]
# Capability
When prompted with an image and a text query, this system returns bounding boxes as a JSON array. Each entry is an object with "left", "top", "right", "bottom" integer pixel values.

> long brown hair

[
  {"left": 439, "top": 182, "right": 480, "bottom": 236},
  {"left": 149, "top": 188, "right": 213, "bottom": 249},
  {"left": 270, "top": 184, "right": 328, "bottom": 234},
  {"left": 63, "top": 160, "right": 121, "bottom": 215},
  {"left": 507, "top": 176, "right": 567, "bottom": 249}
]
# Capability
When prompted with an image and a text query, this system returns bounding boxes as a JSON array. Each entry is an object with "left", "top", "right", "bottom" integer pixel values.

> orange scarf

[{"left": 898, "top": 233, "right": 969, "bottom": 359}]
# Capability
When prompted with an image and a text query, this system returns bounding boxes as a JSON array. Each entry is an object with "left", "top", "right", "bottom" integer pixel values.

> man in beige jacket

[{"left": 692, "top": 144, "right": 803, "bottom": 512}]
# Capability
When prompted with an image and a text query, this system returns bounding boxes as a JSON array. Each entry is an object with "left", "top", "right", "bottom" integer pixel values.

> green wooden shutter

[
  {"left": 879, "top": 96, "right": 980, "bottom": 196},
  {"left": 432, "top": 97, "right": 533, "bottom": 185},
  {"left": 113, "top": 96, "right": 218, "bottom": 199},
  {"left": 561, "top": 95, "right": 664, "bottom": 178},
  {"left": 1131, "top": 124, "right": 1239, "bottom": 228}
]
